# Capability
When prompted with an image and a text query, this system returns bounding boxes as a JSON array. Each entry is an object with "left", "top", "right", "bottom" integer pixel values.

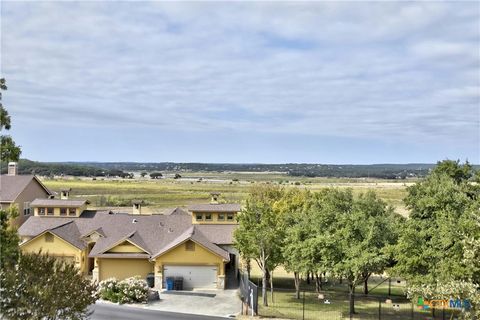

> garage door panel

[{"left": 164, "top": 265, "right": 217, "bottom": 289}]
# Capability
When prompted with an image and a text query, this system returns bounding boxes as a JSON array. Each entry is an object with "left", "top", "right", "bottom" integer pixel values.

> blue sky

[{"left": 1, "top": 1, "right": 479, "bottom": 164}]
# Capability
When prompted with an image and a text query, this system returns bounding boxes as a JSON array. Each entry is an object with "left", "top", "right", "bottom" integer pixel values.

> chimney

[
  {"left": 132, "top": 200, "right": 143, "bottom": 215},
  {"left": 60, "top": 188, "right": 71, "bottom": 200},
  {"left": 7, "top": 162, "right": 18, "bottom": 176},
  {"left": 210, "top": 192, "right": 220, "bottom": 204}
]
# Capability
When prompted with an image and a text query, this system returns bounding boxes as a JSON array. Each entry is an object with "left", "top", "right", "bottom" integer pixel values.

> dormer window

[
  {"left": 68, "top": 208, "right": 76, "bottom": 216},
  {"left": 38, "top": 208, "right": 46, "bottom": 215},
  {"left": 218, "top": 213, "right": 225, "bottom": 221},
  {"left": 227, "top": 213, "right": 234, "bottom": 221},
  {"left": 60, "top": 208, "right": 67, "bottom": 216},
  {"left": 196, "top": 213, "right": 203, "bottom": 221},
  {"left": 205, "top": 213, "right": 212, "bottom": 221},
  {"left": 47, "top": 208, "right": 54, "bottom": 216}
]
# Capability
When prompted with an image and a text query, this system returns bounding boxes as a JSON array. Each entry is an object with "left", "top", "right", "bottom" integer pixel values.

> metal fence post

[
  {"left": 302, "top": 291, "right": 305, "bottom": 320},
  {"left": 378, "top": 299, "right": 381, "bottom": 320}
]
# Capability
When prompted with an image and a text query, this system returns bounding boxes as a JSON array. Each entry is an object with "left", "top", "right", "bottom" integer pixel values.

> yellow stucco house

[{"left": 18, "top": 194, "right": 240, "bottom": 290}]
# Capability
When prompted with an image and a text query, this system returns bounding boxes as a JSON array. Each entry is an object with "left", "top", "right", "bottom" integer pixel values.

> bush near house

[{"left": 98, "top": 277, "right": 149, "bottom": 304}]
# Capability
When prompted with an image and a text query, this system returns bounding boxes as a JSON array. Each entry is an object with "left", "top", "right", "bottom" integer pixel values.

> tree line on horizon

[{"left": 3, "top": 158, "right": 472, "bottom": 180}]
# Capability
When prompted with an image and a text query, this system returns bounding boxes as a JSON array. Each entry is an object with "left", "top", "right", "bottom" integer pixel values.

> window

[
  {"left": 23, "top": 202, "right": 31, "bottom": 216},
  {"left": 227, "top": 213, "right": 234, "bottom": 221},
  {"left": 218, "top": 213, "right": 225, "bottom": 221},
  {"left": 185, "top": 241, "right": 195, "bottom": 251},
  {"left": 205, "top": 213, "right": 212, "bottom": 221},
  {"left": 45, "top": 233, "right": 54, "bottom": 242},
  {"left": 68, "top": 208, "right": 76, "bottom": 216},
  {"left": 47, "top": 207, "right": 54, "bottom": 215},
  {"left": 38, "top": 208, "right": 46, "bottom": 215},
  {"left": 196, "top": 213, "right": 203, "bottom": 221},
  {"left": 60, "top": 208, "right": 67, "bottom": 216}
]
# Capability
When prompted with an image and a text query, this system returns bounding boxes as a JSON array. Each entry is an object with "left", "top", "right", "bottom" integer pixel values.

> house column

[
  {"left": 217, "top": 263, "right": 225, "bottom": 289},
  {"left": 92, "top": 258, "right": 99, "bottom": 282},
  {"left": 154, "top": 261, "right": 163, "bottom": 289}
]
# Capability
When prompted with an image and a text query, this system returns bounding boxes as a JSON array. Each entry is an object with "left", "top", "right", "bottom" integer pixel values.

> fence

[
  {"left": 257, "top": 288, "right": 462, "bottom": 320},
  {"left": 239, "top": 272, "right": 258, "bottom": 315}
]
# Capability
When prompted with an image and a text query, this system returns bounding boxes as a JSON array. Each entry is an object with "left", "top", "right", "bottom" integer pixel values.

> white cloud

[{"left": 2, "top": 1, "right": 479, "bottom": 149}]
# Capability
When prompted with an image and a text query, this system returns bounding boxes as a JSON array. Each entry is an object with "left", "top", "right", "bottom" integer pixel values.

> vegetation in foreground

[
  {"left": 0, "top": 208, "right": 97, "bottom": 320},
  {"left": 234, "top": 160, "right": 479, "bottom": 319}
]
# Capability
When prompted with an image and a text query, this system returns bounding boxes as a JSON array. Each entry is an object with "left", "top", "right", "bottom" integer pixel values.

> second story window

[
  {"left": 38, "top": 208, "right": 46, "bottom": 215},
  {"left": 196, "top": 213, "right": 203, "bottom": 221},
  {"left": 23, "top": 202, "right": 31, "bottom": 216},
  {"left": 218, "top": 213, "right": 225, "bottom": 221},
  {"left": 60, "top": 208, "right": 67, "bottom": 216},
  {"left": 47, "top": 207, "right": 54, "bottom": 216},
  {"left": 227, "top": 213, "right": 234, "bottom": 221},
  {"left": 205, "top": 213, "right": 212, "bottom": 221},
  {"left": 68, "top": 208, "right": 76, "bottom": 216}
]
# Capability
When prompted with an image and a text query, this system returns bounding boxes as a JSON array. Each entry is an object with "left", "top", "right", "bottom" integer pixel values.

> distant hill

[{"left": 7, "top": 159, "right": 477, "bottom": 179}]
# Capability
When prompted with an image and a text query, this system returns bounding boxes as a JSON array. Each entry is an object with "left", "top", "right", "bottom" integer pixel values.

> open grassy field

[{"left": 41, "top": 172, "right": 411, "bottom": 215}]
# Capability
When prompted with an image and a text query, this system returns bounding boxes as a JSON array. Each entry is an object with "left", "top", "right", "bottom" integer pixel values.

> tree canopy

[
  {"left": 395, "top": 160, "right": 480, "bottom": 317},
  {"left": 0, "top": 78, "right": 22, "bottom": 163}
]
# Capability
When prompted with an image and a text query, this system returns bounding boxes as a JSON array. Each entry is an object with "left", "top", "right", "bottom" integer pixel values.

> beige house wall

[
  {"left": 97, "top": 258, "right": 154, "bottom": 281},
  {"left": 20, "top": 232, "right": 87, "bottom": 273}
]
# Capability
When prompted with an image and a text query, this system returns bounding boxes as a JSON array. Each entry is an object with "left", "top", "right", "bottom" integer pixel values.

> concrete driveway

[{"left": 140, "top": 289, "right": 241, "bottom": 318}]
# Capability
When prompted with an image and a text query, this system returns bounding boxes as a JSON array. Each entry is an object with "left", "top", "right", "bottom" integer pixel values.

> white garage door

[{"left": 164, "top": 265, "right": 217, "bottom": 289}]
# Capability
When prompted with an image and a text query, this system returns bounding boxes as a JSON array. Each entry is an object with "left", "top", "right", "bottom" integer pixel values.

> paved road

[{"left": 89, "top": 303, "right": 231, "bottom": 320}]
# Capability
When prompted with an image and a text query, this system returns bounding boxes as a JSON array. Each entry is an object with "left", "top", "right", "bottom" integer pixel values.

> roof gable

[
  {"left": 152, "top": 226, "right": 229, "bottom": 261},
  {"left": 0, "top": 175, "right": 52, "bottom": 202}
]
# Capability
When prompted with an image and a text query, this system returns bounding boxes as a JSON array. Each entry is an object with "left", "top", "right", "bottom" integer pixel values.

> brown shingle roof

[
  {"left": 0, "top": 175, "right": 52, "bottom": 202},
  {"left": 19, "top": 210, "right": 233, "bottom": 262},
  {"left": 30, "top": 199, "right": 89, "bottom": 207},
  {"left": 187, "top": 203, "right": 241, "bottom": 212},
  {"left": 152, "top": 226, "right": 230, "bottom": 261}
]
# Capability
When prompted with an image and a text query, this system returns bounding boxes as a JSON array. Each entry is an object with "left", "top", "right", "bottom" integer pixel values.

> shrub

[{"left": 98, "top": 277, "right": 149, "bottom": 304}]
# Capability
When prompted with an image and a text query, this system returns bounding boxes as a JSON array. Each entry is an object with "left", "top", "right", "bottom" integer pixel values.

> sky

[{"left": 1, "top": 1, "right": 479, "bottom": 164}]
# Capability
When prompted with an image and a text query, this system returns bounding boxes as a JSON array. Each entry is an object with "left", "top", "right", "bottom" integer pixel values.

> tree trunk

[
  {"left": 306, "top": 271, "right": 311, "bottom": 284},
  {"left": 246, "top": 259, "right": 251, "bottom": 279},
  {"left": 262, "top": 270, "right": 268, "bottom": 306},
  {"left": 294, "top": 271, "right": 301, "bottom": 299},
  {"left": 270, "top": 270, "right": 274, "bottom": 304},
  {"left": 315, "top": 272, "right": 322, "bottom": 292},
  {"left": 349, "top": 283, "right": 356, "bottom": 315},
  {"left": 362, "top": 273, "right": 371, "bottom": 295}
]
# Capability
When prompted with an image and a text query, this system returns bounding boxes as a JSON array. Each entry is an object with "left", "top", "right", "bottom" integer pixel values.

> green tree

[
  {"left": 140, "top": 172, "right": 147, "bottom": 178},
  {"left": 0, "top": 252, "right": 97, "bottom": 320},
  {"left": 149, "top": 172, "right": 163, "bottom": 179},
  {"left": 0, "top": 207, "right": 19, "bottom": 268},
  {"left": 234, "top": 184, "right": 285, "bottom": 306},
  {"left": 334, "top": 190, "right": 399, "bottom": 315},
  {"left": 395, "top": 160, "right": 480, "bottom": 317},
  {"left": 0, "top": 78, "right": 21, "bottom": 163}
]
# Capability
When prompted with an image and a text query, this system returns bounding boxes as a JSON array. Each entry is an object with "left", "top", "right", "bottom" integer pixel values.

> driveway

[
  {"left": 90, "top": 303, "right": 228, "bottom": 320},
  {"left": 141, "top": 289, "right": 241, "bottom": 318}
]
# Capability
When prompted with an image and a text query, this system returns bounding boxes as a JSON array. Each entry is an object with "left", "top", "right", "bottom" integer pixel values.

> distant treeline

[
  {"left": 2, "top": 159, "right": 132, "bottom": 178},
  {"left": 5, "top": 159, "right": 476, "bottom": 179},
  {"left": 53, "top": 161, "right": 438, "bottom": 179}
]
